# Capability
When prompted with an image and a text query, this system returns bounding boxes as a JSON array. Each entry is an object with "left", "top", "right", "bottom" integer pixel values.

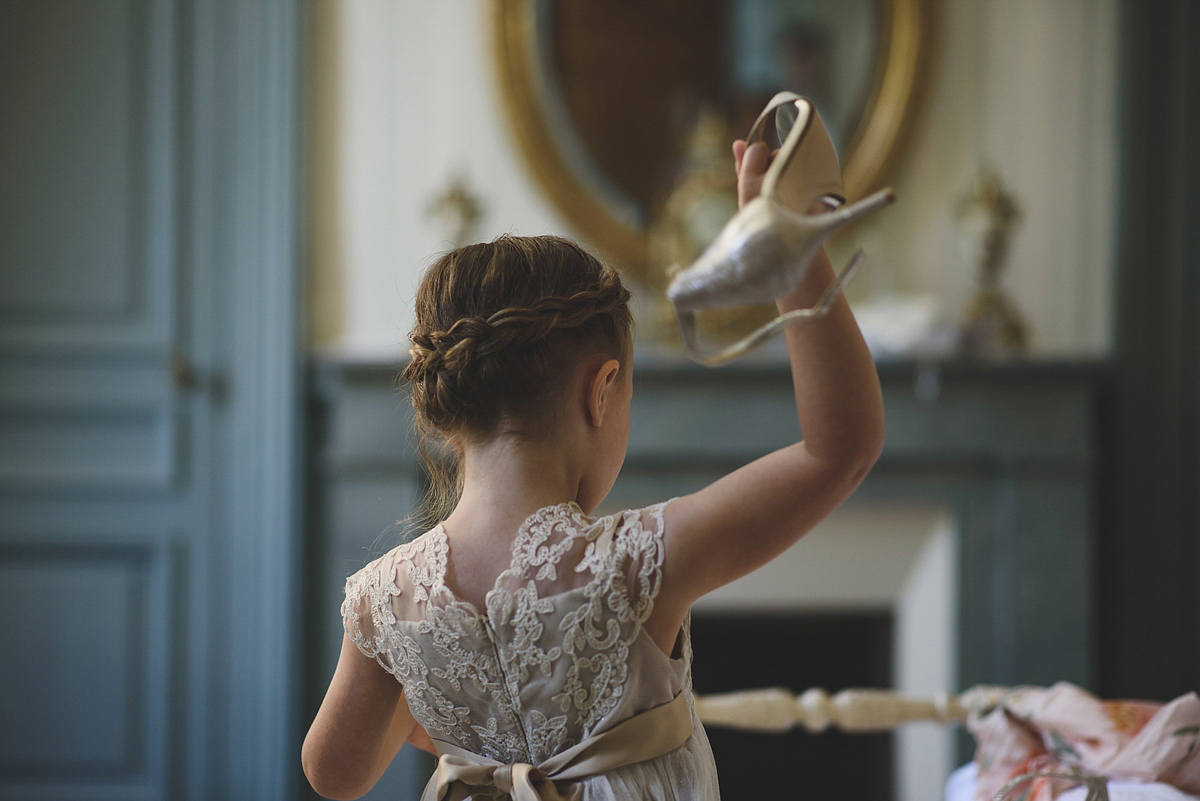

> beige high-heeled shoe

[{"left": 667, "top": 92, "right": 895, "bottom": 366}]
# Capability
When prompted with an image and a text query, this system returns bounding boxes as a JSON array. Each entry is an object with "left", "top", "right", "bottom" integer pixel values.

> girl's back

[{"left": 344, "top": 501, "right": 720, "bottom": 799}]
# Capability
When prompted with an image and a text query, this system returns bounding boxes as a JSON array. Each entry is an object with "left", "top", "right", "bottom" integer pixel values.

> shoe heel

[
  {"left": 789, "top": 187, "right": 896, "bottom": 243},
  {"left": 837, "top": 187, "right": 896, "bottom": 223}
]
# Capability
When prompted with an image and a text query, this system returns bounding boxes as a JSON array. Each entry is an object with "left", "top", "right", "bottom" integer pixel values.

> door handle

[
  {"left": 170, "top": 351, "right": 229, "bottom": 400},
  {"left": 171, "top": 351, "right": 197, "bottom": 390}
]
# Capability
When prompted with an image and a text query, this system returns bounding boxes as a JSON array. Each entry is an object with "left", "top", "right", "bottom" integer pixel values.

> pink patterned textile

[{"left": 968, "top": 683, "right": 1200, "bottom": 801}]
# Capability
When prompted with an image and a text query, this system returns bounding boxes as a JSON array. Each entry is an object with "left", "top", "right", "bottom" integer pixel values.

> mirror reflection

[{"left": 535, "top": 0, "right": 882, "bottom": 229}]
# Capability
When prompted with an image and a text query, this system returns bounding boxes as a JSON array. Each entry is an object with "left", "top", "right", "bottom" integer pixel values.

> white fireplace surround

[{"left": 692, "top": 503, "right": 959, "bottom": 801}]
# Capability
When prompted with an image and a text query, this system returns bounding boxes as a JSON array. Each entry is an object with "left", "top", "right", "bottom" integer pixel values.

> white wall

[
  {"left": 307, "top": 0, "right": 570, "bottom": 358},
  {"left": 308, "top": 0, "right": 1118, "bottom": 359}
]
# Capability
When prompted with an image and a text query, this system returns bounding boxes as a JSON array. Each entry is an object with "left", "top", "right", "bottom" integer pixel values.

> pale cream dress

[{"left": 342, "top": 501, "right": 721, "bottom": 800}]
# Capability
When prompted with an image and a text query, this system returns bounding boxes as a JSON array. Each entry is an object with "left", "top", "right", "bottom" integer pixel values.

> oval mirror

[{"left": 493, "top": 0, "right": 932, "bottom": 284}]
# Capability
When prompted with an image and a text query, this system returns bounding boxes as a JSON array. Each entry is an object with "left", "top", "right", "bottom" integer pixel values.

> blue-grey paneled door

[{"left": 0, "top": 1, "right": 302, "bottom": 799}]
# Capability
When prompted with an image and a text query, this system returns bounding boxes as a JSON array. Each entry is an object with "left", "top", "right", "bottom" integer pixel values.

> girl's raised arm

[{"left": 653, "top": 140, "right": 885, "bottom": 629}]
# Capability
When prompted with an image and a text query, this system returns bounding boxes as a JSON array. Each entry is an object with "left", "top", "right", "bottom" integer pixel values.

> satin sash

[{"left": 423, "top": 692, "right": 693, "bottom": 801}]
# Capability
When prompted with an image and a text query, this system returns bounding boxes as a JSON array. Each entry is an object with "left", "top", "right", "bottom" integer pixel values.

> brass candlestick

[
  {"left": 427, "top": 172, "right": 484, "bottom": 247},
  {"left": 954, "top": 170, "right": 1028, "bottom": 358}
]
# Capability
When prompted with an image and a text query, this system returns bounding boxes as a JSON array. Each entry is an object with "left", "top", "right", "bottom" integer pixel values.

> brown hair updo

[{"left": 401, "top": 235, "right": 632, "bottom": 527}]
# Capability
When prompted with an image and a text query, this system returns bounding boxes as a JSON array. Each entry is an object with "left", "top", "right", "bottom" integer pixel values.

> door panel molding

[
  {"left": 0, "top": 0, "right": 174, "bottom": 350},
  {"left": 0, "top": 533, "right": 177, "bottom": 800}
]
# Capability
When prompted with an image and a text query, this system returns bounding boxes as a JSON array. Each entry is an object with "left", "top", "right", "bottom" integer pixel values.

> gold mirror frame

[{"left": 492, "top": 0, "right": 933, "bottom": 280}]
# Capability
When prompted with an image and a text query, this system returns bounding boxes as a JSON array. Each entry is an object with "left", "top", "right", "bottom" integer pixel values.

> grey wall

[{"left": 1103, "top": 0, "right": 1200, "bottom": 700}]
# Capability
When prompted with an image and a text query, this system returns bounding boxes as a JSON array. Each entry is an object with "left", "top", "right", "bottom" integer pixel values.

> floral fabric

[{"left": 969, "top": 682, "right": 1200, "bottom": 801}]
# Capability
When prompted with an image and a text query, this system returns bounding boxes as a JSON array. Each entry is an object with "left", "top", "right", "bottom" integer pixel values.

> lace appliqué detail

[{"left": 341, "top": 501, "right": 671, "bottom": 764}]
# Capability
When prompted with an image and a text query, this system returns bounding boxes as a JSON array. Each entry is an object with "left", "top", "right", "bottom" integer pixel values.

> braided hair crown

[{"left": 404, "top": 235, "right": 632, "bottom": 440}]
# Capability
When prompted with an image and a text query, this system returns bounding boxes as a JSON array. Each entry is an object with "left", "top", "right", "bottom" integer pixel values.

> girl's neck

[{"left": 445, "top": 428, "right": 589, "bottom": 545}]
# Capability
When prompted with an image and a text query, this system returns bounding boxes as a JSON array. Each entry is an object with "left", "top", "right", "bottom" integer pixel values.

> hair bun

[{"left": 405, "top": 235, "right": 632, "bottom": 441}]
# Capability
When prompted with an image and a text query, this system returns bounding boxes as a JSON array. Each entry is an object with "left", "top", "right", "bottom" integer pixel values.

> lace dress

[{"left": 342, "top": 501, "right": 721, "bottom": 800}]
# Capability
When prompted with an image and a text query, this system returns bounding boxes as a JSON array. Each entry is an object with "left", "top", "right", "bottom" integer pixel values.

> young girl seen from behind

[{"left": 303, "top": 140, "right": 886, "bottom": 800}]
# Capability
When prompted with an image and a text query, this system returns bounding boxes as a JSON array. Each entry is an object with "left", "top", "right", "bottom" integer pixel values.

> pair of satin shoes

[{"left": 667, "top": 92, "right": 895, "bottom": 366}]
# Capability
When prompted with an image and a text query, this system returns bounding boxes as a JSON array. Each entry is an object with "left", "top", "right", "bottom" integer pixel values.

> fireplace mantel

[{"left": 307, "top": 356, "right": 1105, "bottom": 717}]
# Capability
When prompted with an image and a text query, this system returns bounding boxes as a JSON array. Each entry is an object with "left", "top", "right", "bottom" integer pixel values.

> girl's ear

[{"left": 585, "top": 358, "right": 621, "bottom": 427}]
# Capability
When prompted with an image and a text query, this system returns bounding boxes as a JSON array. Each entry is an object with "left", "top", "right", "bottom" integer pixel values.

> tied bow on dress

[
  {"left": 426, "top": 692, "right": 694, "bottom": 801},
  {"left": 432, "top": 758, "right": 579, "bottom": 801}
]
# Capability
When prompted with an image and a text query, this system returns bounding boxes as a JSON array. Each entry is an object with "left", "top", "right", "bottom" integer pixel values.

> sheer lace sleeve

[
  {"left": 609, "top": 500, "right": 672, "bottom": 624},
  {"left": 340, "top": 552, "right": 403, "bottom": 674}
]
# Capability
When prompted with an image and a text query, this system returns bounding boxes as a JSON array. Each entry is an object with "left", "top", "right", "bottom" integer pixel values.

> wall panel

[
  {"left": 0, "top": 537, "right": 175, "bottom": 800},
  {"left": 0, "top": 0, "right": 173, "bottom": 351},
  {"left": 0, "top": 356, "right": 180, "bottom": 490}
]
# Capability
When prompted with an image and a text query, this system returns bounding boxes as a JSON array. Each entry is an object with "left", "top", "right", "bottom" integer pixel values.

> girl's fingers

[
  {"left": 734, "top": 141, "right": 777, "bottom": 208},
  {"left": 741, "top": 141, "right": 770, "bottom": 176}
]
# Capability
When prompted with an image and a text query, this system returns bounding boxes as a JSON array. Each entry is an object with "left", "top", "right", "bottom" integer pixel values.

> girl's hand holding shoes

[{"left": 733, "top": 139, "right": 773, "bottom": 209}]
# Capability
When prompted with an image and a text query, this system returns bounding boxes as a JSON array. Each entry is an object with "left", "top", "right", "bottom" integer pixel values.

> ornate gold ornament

[{"left": 954, "top": 169, "right": 1028, "bottom": 357}]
